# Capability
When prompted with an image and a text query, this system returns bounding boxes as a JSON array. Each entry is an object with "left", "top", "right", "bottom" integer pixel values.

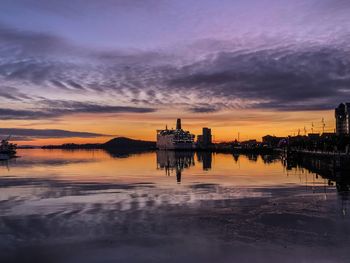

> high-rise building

[
  {"left": 335, "top": 103, "right": 350, "bottom": 135},
  {"left": 202, "top": 127, "right": 212, "bottom": 146},
  {"left": 197, "top": 127, "right": 212, "bottom": 149}
]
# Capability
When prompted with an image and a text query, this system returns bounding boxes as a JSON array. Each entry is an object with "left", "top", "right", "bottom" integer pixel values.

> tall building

[
  {"left": 202, "top": 127, "right": 212, "bottom": 146},
  {"left": 197, "top": 127, "right": 212, "bottom": 149},
  {"left": 335, "top": 103, "right": 350, "bottom": 135}
]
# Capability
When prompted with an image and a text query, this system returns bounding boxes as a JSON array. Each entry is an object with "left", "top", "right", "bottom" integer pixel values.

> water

[{"left": 0, "top": 149, "right": 350, "bottom": 263}]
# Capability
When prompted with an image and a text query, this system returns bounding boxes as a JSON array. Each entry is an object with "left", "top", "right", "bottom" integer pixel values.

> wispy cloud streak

[{"left": 0, "top": 128, "right": 111, "bottom": 139}]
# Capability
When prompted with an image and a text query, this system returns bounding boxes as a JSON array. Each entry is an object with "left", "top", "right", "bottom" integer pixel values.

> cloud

[
  {"left": 0, "top": 100, "right": 156, "bottom": 120},
  {"left": 1, "top": 22, "right": 350, "bottom": 114},
  {"left": 0, "top": 128, "right": 111, "bottom": 139},
  {"left": 0, "top": 23, "right": 174, "bottom": 104},
  {"left": 0, "top": 87, "right": 33, "bottom": 101},
  {"left": 39, "top": 100, "right": 157, "bottom": 114},
  {"left": 9, "top": 0, "right": 165, "bottom": 18},
  {"left": 0, "top": 108, "right": 56, "bottom": 120},
  {"left": 0, "top": 23, "right": 73, "bottom": 56},
  {"left": 167, "top": 46, "right": 350, "bottom": 111},
  {"left": 188, "top": 106, "right": 219, "bottom": 113}
]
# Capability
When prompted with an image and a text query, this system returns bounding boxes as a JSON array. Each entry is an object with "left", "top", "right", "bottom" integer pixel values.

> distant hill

[
  {"left": 42, "top": 137, "right": 156, "bottom": 151},
  {"left": 103, "top": 137, "right": 156, "bottom": 150}
]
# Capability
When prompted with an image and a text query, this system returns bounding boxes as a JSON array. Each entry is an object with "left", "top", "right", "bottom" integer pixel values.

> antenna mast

[{"left": 322, "top": 118, "right": 325, "bottom": 134}]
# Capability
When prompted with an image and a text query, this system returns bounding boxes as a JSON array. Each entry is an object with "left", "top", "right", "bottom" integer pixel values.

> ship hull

[
  {"left": 156, "top": 135, "right": 194, "bottom": 150},
  {"left": 157, "top": 143, "right": 194, "bottom": 150}
]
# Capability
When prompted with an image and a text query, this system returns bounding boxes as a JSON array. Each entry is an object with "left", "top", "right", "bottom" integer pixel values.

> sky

[{"left": 1, "top": 0, "right": 350, "bottom": 145}]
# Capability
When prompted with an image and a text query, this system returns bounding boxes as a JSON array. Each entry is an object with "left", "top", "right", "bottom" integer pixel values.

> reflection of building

[
  {"left": 283, "top": 155, "right": 350, "bottom": 197},
  {"left": 197, "top": 128, "right": 212, "bottom": 149},
  {"left": 335, "top": 103, "right": 350, "bottom": 135},
  {"left": 197, "top": 152, "right": 212, "bottom": 170},
  {"left": 156, "top": 119, "right": 195, "bottom": 150},
  {"left": 262, "top": 135, "right": 286, "bottom": 148}
]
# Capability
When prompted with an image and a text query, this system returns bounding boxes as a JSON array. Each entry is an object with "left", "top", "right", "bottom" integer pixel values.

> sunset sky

[{"left": 1, "top": 0, "right": 349, "bottom": 145}]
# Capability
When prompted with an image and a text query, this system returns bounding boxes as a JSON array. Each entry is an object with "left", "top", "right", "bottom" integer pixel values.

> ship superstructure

[{"left": 156, "top": 119, "right": 195, "bottom": 150}]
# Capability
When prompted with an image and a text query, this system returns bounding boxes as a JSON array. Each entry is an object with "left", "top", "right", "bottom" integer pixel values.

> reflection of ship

[
  {"left": 157, "top": 151, "right": 195, "bottom": 183},
  {"left": 0, "top": 136, "right": 17, "bottom": 160},
  {"left": 156, "top": 151, "right": 212, "bottom": 183},
  {"left": 156, "top": 119, "right": 195, "bottom": 150}
]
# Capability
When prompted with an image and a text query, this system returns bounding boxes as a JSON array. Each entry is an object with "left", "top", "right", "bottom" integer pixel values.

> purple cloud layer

[{"left": 1, "top": 0, "right": 350, "bottom": 120}]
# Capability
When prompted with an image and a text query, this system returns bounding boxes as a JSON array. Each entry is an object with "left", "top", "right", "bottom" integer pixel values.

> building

[
  {"left": 308, "top": 133, "right": 320, "bottom": 140},
  {"left": 335, "top": 103, "right": 350, "bottom": 135},
  {"left": 202, "top": 128, "right": 212, "bottom": 146},
  {"left": 197, "top": 127, "right": 212, "bottom": 149},
  {"left": 156, "top": 119, "right": 195, "bottom": 150},
  {"left": 240, "top": 139, "right": 258, "bottom": 149},
  {"left": 262, "top": 135, "right": 286, "bottom": 148}
]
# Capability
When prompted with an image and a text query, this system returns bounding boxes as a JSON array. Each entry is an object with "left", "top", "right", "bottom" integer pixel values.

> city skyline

[
  {"left": 0, "top": 111, "right": 338, "bottom": 146},
  {"left": 1, "top": 0, "right": 349, "bottom": 145}
]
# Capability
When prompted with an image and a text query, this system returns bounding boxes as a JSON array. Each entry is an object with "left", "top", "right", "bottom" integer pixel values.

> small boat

[{"left": 0, "top": 136, "right": 17, "bottom": 159}]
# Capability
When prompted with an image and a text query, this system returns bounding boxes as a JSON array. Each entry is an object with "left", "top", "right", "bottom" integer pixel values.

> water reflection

[
  {"left": 4, "top": 149, "right": 348, "bottom": 196},
  {"left": 156, "top": 151, "right": 196, "bottom": 183},
  {"left": 156, "top": 151, "right": 217, "bottom": 183},
  {"left": 154, "top": 150, "right": 350, "bottom": 196},
  {"left": 1, "top": 149, "right": 350, "bottom": 263},
  {"left": 104, "top": 148, "right": 154, "bottom": 158},
  {"left": 283, "top": 155, "right": 350, "bottom": 197},
  {"left": 197, "top": 151, "right": 212, "bottom": 170},
  {"left": 0, "top": 149, "right": 155, "bottom": 169},
  {"left": 231, "top": 153, "right": 280, "bottom": 165}
]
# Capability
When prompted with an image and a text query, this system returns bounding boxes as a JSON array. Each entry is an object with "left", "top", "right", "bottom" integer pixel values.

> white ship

[{"left": 156, "top": 119, "right": 195, "bottom": 150}]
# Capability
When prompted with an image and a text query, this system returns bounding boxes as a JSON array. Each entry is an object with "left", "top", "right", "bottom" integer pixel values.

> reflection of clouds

[
  {"left": 0, "top": 176, "right": 154, "bottom": 192},
  {"left": 0, "top": 183, "right": 348, "bottom": 263},
  {"left": 0, "top": 175, "right": 274, "bottom": 217},
  {"left": 0, "top": 157, "right": 95, "bottom": 168},
  {"left": 0, "top": 149, "right": 153, "bottom": 169}
]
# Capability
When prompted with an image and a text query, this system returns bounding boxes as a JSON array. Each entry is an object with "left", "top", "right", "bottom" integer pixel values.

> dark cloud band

[
  {"left": 0, "top": 128, "right": 111, "bottom": 138},
  {"left": 0, "top": 100, "right": 156, "bottom": 120}
]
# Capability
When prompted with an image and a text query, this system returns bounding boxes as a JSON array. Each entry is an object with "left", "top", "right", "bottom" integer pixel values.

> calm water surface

[{"left": 0, "top": 149, "right": 349, "bottom": 263}]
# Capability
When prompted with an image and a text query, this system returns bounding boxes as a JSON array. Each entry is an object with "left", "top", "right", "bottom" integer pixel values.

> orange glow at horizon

[{"left": 4, "top": 109, "right": 336, "bottom": 146}]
